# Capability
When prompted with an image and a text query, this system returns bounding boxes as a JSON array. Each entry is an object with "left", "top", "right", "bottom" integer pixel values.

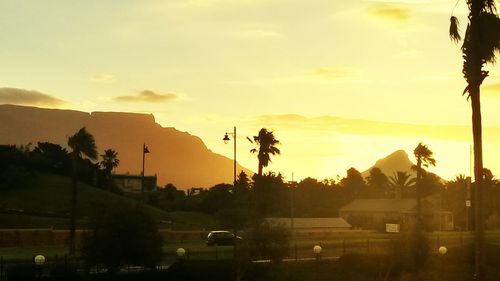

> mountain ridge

[{"left": 0, "top": 104, "right": 252, "bottom": 189}]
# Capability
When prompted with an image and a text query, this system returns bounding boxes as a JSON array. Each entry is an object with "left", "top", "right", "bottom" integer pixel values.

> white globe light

[
  {"left": 34, "top": 255, "right": 45, "bottom": 265},
  {"left": 313, "top": 245, "right": 322, "bottom": 254},
  {"left": 176, "top": 247, "right": 186, "bottom": 257},
  {"left": 438, "top": 246, "right": 448, "bottom": 255}
]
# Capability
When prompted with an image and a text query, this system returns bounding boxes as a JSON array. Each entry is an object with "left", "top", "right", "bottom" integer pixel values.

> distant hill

[
  {"left": 0, "top": 104, "right": 252, "bottom": 189},
  {"left": 362, "top": 150, "right": 416, "bottom": 178}
]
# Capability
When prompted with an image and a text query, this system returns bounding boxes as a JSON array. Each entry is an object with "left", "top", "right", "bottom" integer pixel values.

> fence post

[
  {"left": 294, "top": 243, "right": 298, "bottom": 262},
  {"left": 342, "top": 239, "right": 345, "bottom": 256}
]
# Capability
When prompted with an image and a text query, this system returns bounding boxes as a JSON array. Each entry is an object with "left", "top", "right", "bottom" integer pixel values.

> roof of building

[
  {"left": 339, "top": 198, "right": 449, "bottom": 214},
  {"left": 340, "top": 199, "right": 416, "bottom": 213},
  {"left": 265, "top": 217, "right": 352, "bottom": 229}
]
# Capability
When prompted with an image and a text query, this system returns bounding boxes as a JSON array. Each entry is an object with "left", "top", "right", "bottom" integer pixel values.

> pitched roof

[
  {"left": 265, "top": 217, "right": 351, "bottom": 229},
  {"left": 339, "top": 199, "right": 417, "bottom": 213}
]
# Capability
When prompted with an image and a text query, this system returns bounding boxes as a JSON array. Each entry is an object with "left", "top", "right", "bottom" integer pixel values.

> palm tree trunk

[
  {"left": 468, "top": 0, "right": 485, "bottom": 277},
  {"left": 416, "top": 159, "right": 422, "bottom": 226},
  {"left": 258, "top": 162, "right": 263, "bottom": 177},
  {"left": 471, "top": 86, "right": 484, "bottom": 281},
  {"left": 69, "top": 156, "right": 78, "bottom": 255}
]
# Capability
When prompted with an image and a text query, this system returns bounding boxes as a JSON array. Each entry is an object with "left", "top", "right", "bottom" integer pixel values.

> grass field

[{"left": 0, "top": 173, "right": 216, "bottom": 230}]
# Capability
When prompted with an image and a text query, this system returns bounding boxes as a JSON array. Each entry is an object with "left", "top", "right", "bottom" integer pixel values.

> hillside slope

[
  {"left": 0, "top": 173, "right": 214, "bottom": 229},
  {"left": 0, "top": 104, "right": 252, "bottom": 189}
]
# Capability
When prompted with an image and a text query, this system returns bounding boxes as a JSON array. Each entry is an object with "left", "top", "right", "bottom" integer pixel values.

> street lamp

[
  {"left": 439, "top": 246, "right": 447, "bottom": 280},
  {"left": 142, "top": 143, "right": 150, "bottom": 201},
  {"left": 176, "top": 248, "right": 186, "bottom": 259},
  {"left": 313, "top": 245, "right": 322, "bottom": 261},
  {"left": 223, "top": 126, "right": 237, "bottom": 186},
  {"left": 34, "top": 254, "right": 45, "bottom": 279}
]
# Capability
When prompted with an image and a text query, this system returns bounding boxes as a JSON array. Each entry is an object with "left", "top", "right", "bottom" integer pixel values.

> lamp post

[
  {"left": 34, "top": 254, "right": 45, "bottom": 279},
  {"left": 439, "top": 246, "right": 447, "bottom": 280},
  {"left": 142, "top": 144, "right": 150, "bottom": 201},
  {"left": 313, "top": 245, "right": 322, "bottom": 261},
  {"left": 223, "top": 126, "right": 237, "bottom": 186}
]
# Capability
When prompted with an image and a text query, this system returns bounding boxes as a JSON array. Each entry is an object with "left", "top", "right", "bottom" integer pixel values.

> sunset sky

[{"left": 1, "top": 0, "right": 500, "bottom": 181}]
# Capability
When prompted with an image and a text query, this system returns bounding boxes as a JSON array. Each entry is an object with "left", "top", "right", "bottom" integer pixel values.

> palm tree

[
  {"left": 100, "top": 149, "right": 119, "bottom": 178},
  {"left": 413, "top": 143, "right": 436, "bottom": 224},
  {"left": 450, "top": 1, "right": 500, "bottom": 279},
  {"left": 249, "top": 128, "right": 281, "bottom": 176},
  {"left": 68, "top": 127, "right": 97, "bottom": 255},
  {"left": 389, "top": 171, "right": 416, "bottom": 199}
]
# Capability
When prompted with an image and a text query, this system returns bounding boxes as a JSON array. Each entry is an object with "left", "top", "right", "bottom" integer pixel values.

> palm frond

[
  {"left": 450, "top": 16, "right": 462, "bottom": 43},
  {"left": 479, "top": 12, "right": 500, "bottom": 63}
]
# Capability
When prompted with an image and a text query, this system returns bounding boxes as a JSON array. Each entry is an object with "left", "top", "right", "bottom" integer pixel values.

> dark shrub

[{"left": 81, "top": 204, "right": 163, "bottom": 274}]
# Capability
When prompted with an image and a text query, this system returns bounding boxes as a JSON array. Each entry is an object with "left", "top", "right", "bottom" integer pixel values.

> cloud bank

[
  {"left": 113, "top": 90, "right": 178, "bottom": 103},
  {"left": 252, "top": 114, "right": 500, "bottom": 142},
  {"left": 367, "top": 3, "right": 411, "bottom": 22},
  {"left": 0, "top": 87, "right": 65, "bottom": 106}
]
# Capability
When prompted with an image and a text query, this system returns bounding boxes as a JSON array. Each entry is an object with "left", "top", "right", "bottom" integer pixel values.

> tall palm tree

[
  {"left": 450, "top": 1, "right": 500, "bottom": 279},
  {"left": 413, "top": 143, "right": 436, "bottom": 223},
  {"left": 68, "top": 127, "right": 97, "bottom": 255},
  {"left": 389, "top": 171, "right": 416, "bottom": 199},
  {"left": 100, "top": 149, "right": 119, "bottom": 178},
  {"left": 249, "top": 128, "right": 280, "bottom": 176}
]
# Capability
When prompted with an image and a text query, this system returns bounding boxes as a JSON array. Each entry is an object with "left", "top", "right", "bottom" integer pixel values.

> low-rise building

[
  {"left": 265, "top": 217, "right": 352, "bottom": 233},
  {"left": 112, "top": 174, "right": 158, "bottom": 193},
  {"left": 339, "top": 198, "right": 454, "bottom": 231}
]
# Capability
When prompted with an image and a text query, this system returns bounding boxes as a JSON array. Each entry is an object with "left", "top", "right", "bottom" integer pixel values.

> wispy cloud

[
  {"left": 0, "top": 87, "right": 65, "bottom": 106},
  {"left": 113, "top": 90, "right": 178, "bottom": 103},
  {"left": 367, "top": 3, "right": 411, "bottom": 22},
  {"left": 90, "top": 73, "right": 115, "bottom": 83},
  {"left": 235, "top": 29, "right": 284, "bottom": 39},
  {"left": 483, "top": 83, "right": 500, "bottom": 96},
  {"left": 312, "top": 67, "right": 352, "bottom": 80},
  {"left": 252, "top": 114, "right": 500, "bottom": 141}
]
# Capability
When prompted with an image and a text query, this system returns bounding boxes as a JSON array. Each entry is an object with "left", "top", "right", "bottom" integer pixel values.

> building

[
  {"left": 339, "top": 198, "right": 454, "bottom": 231},
  {"left": 112, "top": 174, "right": 158, "bottom": 193},
  {"left": 265, "top": 217, "right": 352, "bottom": 233}
]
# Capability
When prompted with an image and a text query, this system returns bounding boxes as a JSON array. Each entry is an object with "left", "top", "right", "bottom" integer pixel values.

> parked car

[{"left": 206, "top": 230, "right": 242, "bottom": 246}]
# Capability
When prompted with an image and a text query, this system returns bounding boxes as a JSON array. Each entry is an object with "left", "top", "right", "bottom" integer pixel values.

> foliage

[
  {"left": 245, "top": 221, "right": 290, "bottom": 263},
  {"left": 365, "top": 167, "right": 390, "bottom": 198},
  {"left": 340, "top": 167, "right": 367, "bottom": 198},
  {"left": 81, "top": 204, "right": 163, "bottom": 274},
  {"left": 389, "top": 171, "right": 415, "bottom": 198},
  {"left": 250, "top": 128, "right": 281, "bottom": 176}
]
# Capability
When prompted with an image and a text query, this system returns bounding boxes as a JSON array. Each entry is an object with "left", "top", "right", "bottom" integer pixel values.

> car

[{"left": 206, "top": 230, "right": 242, "bottom": 246}]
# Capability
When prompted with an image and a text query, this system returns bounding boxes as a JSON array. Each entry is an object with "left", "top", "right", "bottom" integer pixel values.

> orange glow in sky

[{"left": 1, "top": 0, "right": 500, "bottom": 181}]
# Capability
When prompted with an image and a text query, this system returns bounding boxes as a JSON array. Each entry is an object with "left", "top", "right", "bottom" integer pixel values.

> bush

[
  {"left": 245, "top": 221, "right": 290, "bottom": 263},
  {"left": 81, "top": 204, "right": 163, "bottom": 274}
]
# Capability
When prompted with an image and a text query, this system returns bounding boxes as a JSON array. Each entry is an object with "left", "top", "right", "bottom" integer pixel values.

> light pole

[
  {"left": 34, "top": 254, "right": 45, "bottom": 279},
  {"left": 223, "top": 126, "right": 237, "bottom": 186},
  {"left": 142, "top": 143, "right": 150, "bottom": 201},
  {"left": 439, "top": 246, "right": 447, "bottom": 280}
]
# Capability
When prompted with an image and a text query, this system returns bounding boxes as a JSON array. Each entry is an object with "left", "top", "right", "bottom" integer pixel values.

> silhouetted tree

[
  {"left": 444, "top": 174, "right": 469, "bottom": 230},
  {"left": 389, "top": 171, "right": 415, "bottom": 199},
  {"left": 234, "top": 171, "right": 251, "bottom": 193},
  {"left": 250, "top": 128, "right": 281, "bottom": 176},
  {"left": 31, "top": 142, "right": 71, "bottom": 175},
  {"left": 365, "top": 167, "right": 390, "bottom": 198},
  {"left": 82, "top": 204, "right": 162, "bottom": 274},
  {"left": 449, "top": 1, "right": 500, "bottom": 278},
  {"left": 340, "top": 167, "right": 366, "bottom": 198},
  {"left": 68, "top": 127, "right": 97, "bottom": 255},
  {"left": 413, "top": 143, "right": 436, "bottom": 223},
  {"left": 99, "top": 149, "right": 119, "bottom": 178}
]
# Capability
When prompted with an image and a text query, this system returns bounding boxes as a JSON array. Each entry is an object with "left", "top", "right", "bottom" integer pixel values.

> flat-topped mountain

[{"left": 0, "top": 104, "right": 252, "bottom": 189}]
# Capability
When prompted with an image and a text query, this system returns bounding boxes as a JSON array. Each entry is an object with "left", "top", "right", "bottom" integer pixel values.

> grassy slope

[{"left": 0, "top": 173, "right": 215, "bottom": 229}]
